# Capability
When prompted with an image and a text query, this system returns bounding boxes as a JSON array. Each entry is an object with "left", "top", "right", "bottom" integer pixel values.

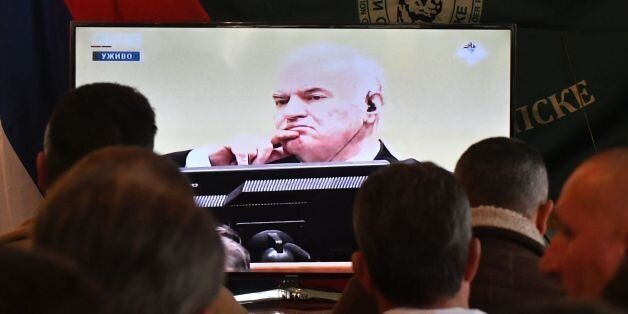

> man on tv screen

[{"left": 172, "top": 44, "right": 397, "bottom": 167}]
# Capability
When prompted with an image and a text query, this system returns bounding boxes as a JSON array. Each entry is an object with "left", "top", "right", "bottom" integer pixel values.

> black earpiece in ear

[{"left": 366, "top": 91, "right": 377, "bottom": 112}]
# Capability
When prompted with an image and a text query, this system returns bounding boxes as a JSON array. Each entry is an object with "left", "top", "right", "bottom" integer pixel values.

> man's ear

[
  {"left": 352, "top": 251, "right": 376, "bottom": 295},
  {"left": 464, "top": 238, "right": 481, "bottom": 283},
  {"left": 364, "top": 92, "right": 383, "bottom": 124},
  {"left": 36, "top": 151, "right": 47, "bottom": 192},
  {"left": 536, "top": 200, "right": 554, "bottom": 235}
]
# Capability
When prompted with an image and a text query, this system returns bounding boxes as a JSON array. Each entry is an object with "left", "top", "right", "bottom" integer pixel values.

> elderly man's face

[
  {"left": 539, "top": 169, "right": 627, "bottom": 299},
  {"left": 272, "top": 59, "right": 369, "bottom": 162}
]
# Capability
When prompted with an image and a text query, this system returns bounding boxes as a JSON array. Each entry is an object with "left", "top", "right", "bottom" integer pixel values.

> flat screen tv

[{"left": 72, "top": 23, "right": 513, "bottom": 274}]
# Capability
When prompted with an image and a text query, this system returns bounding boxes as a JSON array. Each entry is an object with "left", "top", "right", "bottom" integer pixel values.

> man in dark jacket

[{"left": 454, "top": 137, "right": 562, "bottom": 313}]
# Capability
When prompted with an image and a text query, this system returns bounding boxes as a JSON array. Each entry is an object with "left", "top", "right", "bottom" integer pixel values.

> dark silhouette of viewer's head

[
  {"left": 216, "top": 225, "right": 251, "bottom": 272},
  {"left": 352, "top": 162, "right": 479, "bottom": 310},
  {"left": 33, "top": 146, "right": 224, "bottom": 314},
  {"left": 455, "top": 137, "right": 549, "bottom": 218},
  {"left": 39, "top": 82, "right": 157, "bottom": 190},
  {"left": 0, "top": 247, "right": 105, "bottom": 314}
]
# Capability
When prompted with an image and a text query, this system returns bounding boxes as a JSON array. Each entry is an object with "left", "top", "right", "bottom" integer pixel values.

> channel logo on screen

[
  {"left": 92, "top": 51, "right": 141, "bottom": 62},
  {"left": 456, "top": 42, "right": 487, "bottom": 65}
]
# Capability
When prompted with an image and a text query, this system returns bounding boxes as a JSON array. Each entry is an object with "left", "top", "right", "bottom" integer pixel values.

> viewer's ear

[
  {"left": 464, "top": 238, "right": 481, "bottom": 283},
  {"left": 36, "top": 151, "right": 47, "bottom": 192},
  {"left": 352, "top": 251, "right": 376, "bottom": 295},
  {"left": 536, "top": 200, "right": 554, "bottom": 235}
]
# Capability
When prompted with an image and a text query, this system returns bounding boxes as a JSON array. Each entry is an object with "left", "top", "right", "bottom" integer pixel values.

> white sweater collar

[{"left": 471, "top": 205, "right": 545, "bottom": 246}]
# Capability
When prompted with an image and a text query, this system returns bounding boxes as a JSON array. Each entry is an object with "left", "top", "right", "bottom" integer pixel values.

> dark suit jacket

[{"left": 470, "top": 226, "right": 563, "bottom": 313}]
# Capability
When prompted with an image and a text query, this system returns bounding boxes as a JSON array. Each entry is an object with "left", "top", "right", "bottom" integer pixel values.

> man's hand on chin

[{"left": 208, "top": 130, "right": 299, "bottom": 165}]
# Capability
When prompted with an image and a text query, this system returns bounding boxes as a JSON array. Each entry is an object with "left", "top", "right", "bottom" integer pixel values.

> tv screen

[
  {"left": 72, "top": 24, "right": 513, "bottom": 271},
  {"left": 73, "top": 24, "right": 512, "bottom": 170}
]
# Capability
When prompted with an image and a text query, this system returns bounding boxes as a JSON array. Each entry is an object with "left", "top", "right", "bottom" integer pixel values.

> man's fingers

[
  {"left": 210, "top": 133, "right": 296, "bottom": 166},
  {"left": 268, "top": 147, "right": 292, "bottom": 163},
  {"left": 271, "top": 130, "right": 300, "bottom": 146},
  {"left": 234, "top": 149, "right": 264, "bottom": 165},
  {"left": 253, "top": 146, "right": 273, "bottom": 165},
  {"left": 233, "top": 151, "right": 248, "bottom": 165},
  {"left": 209, "top": 146, "right": 236, "bottom": 166}
]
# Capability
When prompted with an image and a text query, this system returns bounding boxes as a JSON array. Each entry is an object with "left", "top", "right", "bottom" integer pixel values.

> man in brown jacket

[{"left": 455, "top": 137, "right": 563, "bottom": 313}]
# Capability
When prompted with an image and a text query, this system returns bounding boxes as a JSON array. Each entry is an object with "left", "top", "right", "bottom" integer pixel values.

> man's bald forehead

[
  {"left": 581, "top": 148, "right": 628, "bottom": 170},
  {"left": 572, "top": 148, "right": 628, "bottom": 187},
  {"left": 562, "top": 148, "right": 628, "bottom": 226}
]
